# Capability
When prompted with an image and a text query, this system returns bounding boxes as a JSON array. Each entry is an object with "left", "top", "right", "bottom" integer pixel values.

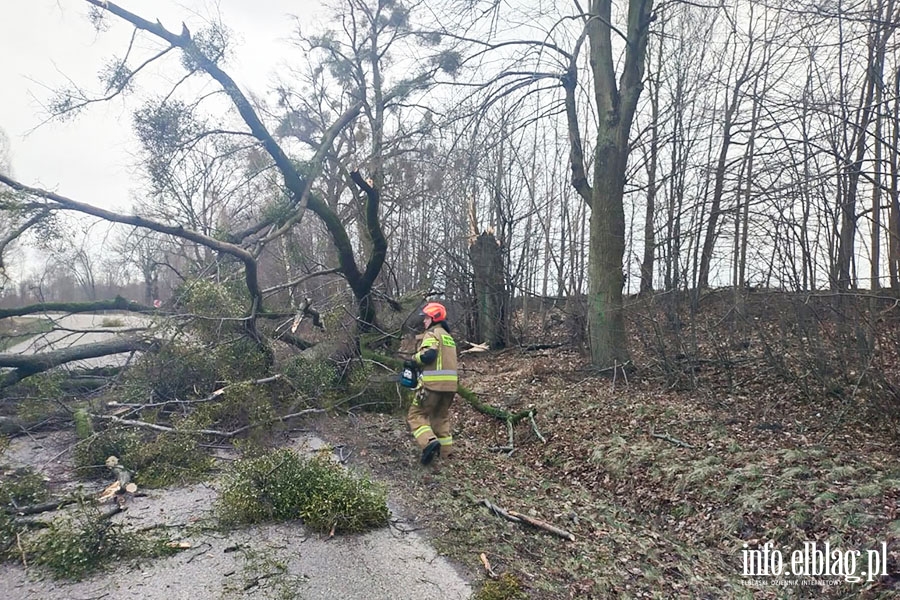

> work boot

[{"left": 420, "top": 439, "right": 441, "bottom": 465}]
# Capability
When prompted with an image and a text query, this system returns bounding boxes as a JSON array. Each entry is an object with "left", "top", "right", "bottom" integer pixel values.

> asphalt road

[{"left": 0, "top": 432, "right": 472, "bottom": 600}]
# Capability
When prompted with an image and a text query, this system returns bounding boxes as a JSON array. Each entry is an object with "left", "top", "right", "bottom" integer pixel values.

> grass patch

[
  {"left": 216, "top": 448, "right": 389, "bottom": 533},
  {"left": 474, "top": 573, "right": 528, "bottom": 600},
  {"left": 100, "top": 317, "right": 125, "bottom": 328}
]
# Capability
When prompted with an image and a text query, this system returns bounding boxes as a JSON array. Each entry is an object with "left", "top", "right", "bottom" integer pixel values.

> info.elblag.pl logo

[{"left": 742, "top": 541, "right": 889, "bottom": 583}]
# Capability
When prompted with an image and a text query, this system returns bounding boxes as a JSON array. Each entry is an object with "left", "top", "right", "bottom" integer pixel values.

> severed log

[
  {"left": 460, "top": 342, "right": 490, "bottom": 355},
  {"left": 477, "top": 498, "right": 575, "bottom": 542},
  {"left": 98, "top": 456, "right": 138, "bottom": 504}
]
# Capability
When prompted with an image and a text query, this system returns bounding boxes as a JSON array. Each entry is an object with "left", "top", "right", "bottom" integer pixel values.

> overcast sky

[{"left": 0, "top": 0, "right": 322, "bottom": 211}]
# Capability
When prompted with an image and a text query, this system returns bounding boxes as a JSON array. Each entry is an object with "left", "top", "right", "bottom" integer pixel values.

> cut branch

[
  {"left": 0, "top": 209, "right": 49, "bottom": 270},
  {"left": 3, "top": 498, "right": 78, "bottom": 516},
  {"left": 477, "top": 498, "right": 575, "bottom": 542}
]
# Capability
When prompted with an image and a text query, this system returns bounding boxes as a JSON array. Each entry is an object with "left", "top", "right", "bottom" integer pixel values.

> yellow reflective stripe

[
  {"left": 440, "top": 335, "right": 455, "bottom": 347},
  {"left": 413, "top": 425, "right": 433, "bottom": 438},
  {"left": 437, "top": 436, "right": 453, "bottom": 446},
  {"left": 420, "top": 338, "right": 439, "bottom": 348},
  {"left": 422, "top": 375, "right": 458, "bottom": 382}
]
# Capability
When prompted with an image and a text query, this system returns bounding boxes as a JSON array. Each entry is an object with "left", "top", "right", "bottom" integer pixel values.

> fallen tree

[
  {"left": 0, "top": 336, "right": 157, "bottom": 388},
  {"left": 0, "top": 297, "right": 153, "bottom": 319}
]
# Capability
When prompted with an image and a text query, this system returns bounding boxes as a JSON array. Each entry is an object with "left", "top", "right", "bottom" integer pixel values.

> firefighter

[{"left": 403, "top": 301, "right": 458, "bottom": 465}]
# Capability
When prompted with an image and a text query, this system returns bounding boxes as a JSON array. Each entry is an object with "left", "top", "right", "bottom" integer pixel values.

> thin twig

[
  {"left": 820, "top": 352, "right": 875, "bottom": 444},
  {"left": 489, "top": 418, "right": 516, "bottom": 453},
  {"left": 611, "top": 360, "right": 618, "bottom": 391},
  {"left": 93, "top": 408, "right": 325, "bottom": 438},
  {"left": 650, "top": 431, "right": 695, "bottom": 449},
  {"left": 529, "top": 411, "right": 546, "bottom": 443},
  {"left": 16, "top": 532, "right": 27, "bottom": 569}
]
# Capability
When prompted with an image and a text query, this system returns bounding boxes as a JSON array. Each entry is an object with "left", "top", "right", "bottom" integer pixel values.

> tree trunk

[
  {"left": 890, "top": 65, "right": 900, "bottom": 288},
  {"left": 835, "top": 0, "right": 893, "bottom": 289},
  {"left": 558, "top": 0, "right": 650, "bottom": 368},
  {"left": 469, "top": 232, "right": 507, "bottom": 349},
  {"left": 588, "top": 142, "right": 631, "bottom": 365},
  {"left": 640, "top": 30, "right": 662, "bottom": 296}
]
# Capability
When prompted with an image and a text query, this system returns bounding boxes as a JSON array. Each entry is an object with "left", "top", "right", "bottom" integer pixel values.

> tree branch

[
  {"left": 0, "top": 174, "right": 263, "bottom": 315},
  {"left": 0, "top": 209, "right": 49, "bottom": 271}
]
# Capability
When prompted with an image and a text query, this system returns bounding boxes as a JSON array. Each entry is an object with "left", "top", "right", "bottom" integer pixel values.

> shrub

[
  {"left": 28, "top": 502, "right": 177, "bottom": 580},
  {"left": 280, "top": 355, "right": 338, "bottom": 398},
  {"left": 212, "top": 337, "right": 271, "bottom": 381},
  {"left": 0, "top": 466, "right": 50, "bottom": 508},
  {"left": 217, "top": 448, "right": 389, "bottom": 533},
  {"left": 0, "top": 467, "right": 50, "bottom": 560},
  {"left": 74, "top": 427, "right": 212, "bottom": 488},
  {"left": 343, "top": 360, "right": 401, "bottom": 413},
  {"left": 73, "top": 408, "right": 93, "bottom": 440},
  {"left": 0, "top": 512, "right": 21, "bottom": 561},
  {"left": 177, "top": 382, "right": 279, "bottom": 447},
  {"left": 119, "top": 342, "right": 220, "bottom": 404}
]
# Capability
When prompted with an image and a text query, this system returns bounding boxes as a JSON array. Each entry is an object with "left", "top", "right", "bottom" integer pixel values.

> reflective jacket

[{"left": 414, "top": 324, "right": 458, "bottom": 392}]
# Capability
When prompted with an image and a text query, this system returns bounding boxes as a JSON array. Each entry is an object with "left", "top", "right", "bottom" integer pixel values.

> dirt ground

[
  {"left": 0, "top": 430, "right": 472, "bottom": 600},
  {"left": 316, "top": 348, "right": 900, "bottom": 599}
]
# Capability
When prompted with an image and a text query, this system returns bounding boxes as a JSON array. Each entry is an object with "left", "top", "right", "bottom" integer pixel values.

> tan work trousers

[{"left": 407, "top": 388, "right": 455, "bottom": 457}]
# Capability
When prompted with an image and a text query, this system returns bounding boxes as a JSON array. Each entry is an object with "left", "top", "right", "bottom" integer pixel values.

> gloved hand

[{"left": 403, "top": 359, "right": 417, "bottom": 370}]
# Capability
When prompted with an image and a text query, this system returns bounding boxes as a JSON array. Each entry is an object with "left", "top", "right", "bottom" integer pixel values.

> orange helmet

[{"left": 420, "top": 301, "right": 447, "bottom": 322}]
